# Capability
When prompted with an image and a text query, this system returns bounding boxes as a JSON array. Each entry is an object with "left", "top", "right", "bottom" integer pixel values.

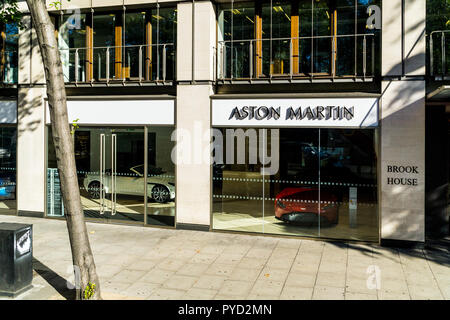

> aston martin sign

[{"left": 212, "top": 98, "right": 379, "bottom": 128}]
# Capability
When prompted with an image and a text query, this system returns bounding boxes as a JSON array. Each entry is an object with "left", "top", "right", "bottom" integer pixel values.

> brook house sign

[{"left": 212, "top": 98, "right": 379, "bottom": 128}]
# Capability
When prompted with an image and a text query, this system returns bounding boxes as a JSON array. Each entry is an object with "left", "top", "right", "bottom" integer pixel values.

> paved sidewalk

[{"left": 0, "top": 215, "right": 449, "bottom": 300}]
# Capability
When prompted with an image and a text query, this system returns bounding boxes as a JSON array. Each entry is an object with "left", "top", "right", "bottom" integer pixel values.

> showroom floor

[
  {"left": 0, "top": 215, "right": 449, "bottom": 300},
  {"left": 212, "top": 199, "right": 378, "bottom": 242}
]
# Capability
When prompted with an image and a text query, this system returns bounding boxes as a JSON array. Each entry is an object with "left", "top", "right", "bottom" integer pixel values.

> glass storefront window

[
  {"left": 212, "top": 127, "right": 379, "bottom": 242},
  {"left": 47, "top": 126, "right": 176, "bottom": 227},
  {"left": 147, "top": 127, "right": 176, "bottom": 227},
  {"left": 0, "top": 127, "right": 17, "bottom": 215}
]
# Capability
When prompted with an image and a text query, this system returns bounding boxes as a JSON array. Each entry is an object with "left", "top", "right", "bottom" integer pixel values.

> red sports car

[{"left": 274, "top": 188, "right": 339, "bottom": 226}]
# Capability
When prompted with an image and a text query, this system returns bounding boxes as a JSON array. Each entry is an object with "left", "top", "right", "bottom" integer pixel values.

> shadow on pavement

[{"left": 32, "top": 258, "right": 76, "bottom": 300}]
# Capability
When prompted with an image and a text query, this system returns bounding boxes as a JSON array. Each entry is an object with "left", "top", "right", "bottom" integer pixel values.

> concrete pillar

[
  {"left": 404, "top": 0, "right": 426, "bottom": 76},
  {"left": 17, "top": 87, "right": 46, "bottom": 216},
  {"left": 177, "top": 0, "right": 216, "bottom": 82},
  {"left": 380, "top": 81, "right": 425, "bottom": 242},
  {"left": 175, "top": 84, "right": 212, "bottom": 228},
  {"left": 381, "top": 1, "right": 403, "bottom": 77},
  {"left": 380, "top": 0, "right": 426, "bottom": 242},
  {"left": 382, "top": 0, "right": 426, "bottom": 77},
  {"left": 174, "top": 1, "right": 215, "bottom": 228},
  {"left": 17, "top": 14, "right": 47, "bottom": 216},
  {"left": 176, "top": 2, "right": 193, "bottom": 82}
]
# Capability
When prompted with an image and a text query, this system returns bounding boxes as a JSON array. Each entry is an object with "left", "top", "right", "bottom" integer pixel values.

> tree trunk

[{"left": 25, "top": 0, "right": 101, "bottom": 300}]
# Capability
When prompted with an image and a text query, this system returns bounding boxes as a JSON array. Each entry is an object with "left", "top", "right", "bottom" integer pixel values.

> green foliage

[
  {"left": 0, "top": 0, "right": 72, "bottom": 29},
  {"left": 427, "top": 0, "right": 450, "bottom": 32},
  {"left": 49, "top": 1, "right": 71, "bottom": 11},
  {"left": 84, "top": 282, "right": 96, "bottom": 300},
  {"left": 71, "top": 118, "right": 80, "bottom": 135},
  {"left": 0, "top": 0, "right": 24, "bottom": 28}
]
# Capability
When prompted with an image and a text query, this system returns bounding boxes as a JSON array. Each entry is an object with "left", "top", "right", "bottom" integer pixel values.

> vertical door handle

[
  {"left": 111, "top": 134, "right": 117, "bottom": 215},
  {"left": 100, "top": 134, "right": 106, "bottom": 214}
]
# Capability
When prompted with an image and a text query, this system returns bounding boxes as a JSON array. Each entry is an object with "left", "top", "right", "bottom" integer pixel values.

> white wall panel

[{"left": 46, "top": 99, "right": 175, "bottom": 125}]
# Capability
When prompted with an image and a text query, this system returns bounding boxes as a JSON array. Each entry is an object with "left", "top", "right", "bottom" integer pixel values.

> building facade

[{"left": 0, "top": 0, "right": 448, "bottom": 245}]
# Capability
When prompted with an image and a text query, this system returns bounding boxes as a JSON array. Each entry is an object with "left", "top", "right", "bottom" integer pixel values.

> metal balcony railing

[
  {"left": 429, "top": 30, "right": 450, "bottom": 78},
  {"left": 217, "top": 34, "right": 376, "bottom": 82},
  {"left": 59, "top": 43, "right": 175, "bottom": 85},
  {"left": 0, "top": 51, "right": 18, "bottom": 85}
]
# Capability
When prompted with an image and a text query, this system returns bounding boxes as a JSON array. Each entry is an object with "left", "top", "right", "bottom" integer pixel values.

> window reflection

[
  {"left": 427, "top": 0, "right": 450, "bottom": 75},
  {"left": 218, "top": 0, "right": 380, "bottom": 79},
  {"left": 1, "top": 23, "right": 18, "bottom": 83},
  {"left": 212, "top": 128, "right": 379, "bottom": 242},
  {"left": 57, "top": 7, "right": 177, "bottom": 82},
  {"left": 93, "top": 15, "right": 116, "bottom": 80},
  {"left": 218, "top": 2, "right": 255, "bottom": 78},
  {"left": 46, "top": 126, "right": 176, "bottom": 227},
  {"left": 0, "top": 127, "right": 17, "bottom": 215},
  {"left": 147, "top": 127, "right": 176, "bottom": 227}
]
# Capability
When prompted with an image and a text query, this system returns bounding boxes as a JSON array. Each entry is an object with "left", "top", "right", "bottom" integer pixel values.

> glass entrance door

[
  {"left": 47, "top": 125, "right": 176, "bottom": 227},
  {"left": 76, "top": 127, "right": 145, "bottom": 223}
]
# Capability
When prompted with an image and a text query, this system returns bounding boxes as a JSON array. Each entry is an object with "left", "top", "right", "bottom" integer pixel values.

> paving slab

[{"left": 0, "top": 215, "right": 448, "bottom": 300}]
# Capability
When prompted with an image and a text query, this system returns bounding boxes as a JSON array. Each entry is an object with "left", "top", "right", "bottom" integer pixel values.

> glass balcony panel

[
  {"left": 262, "top": 40, "right": 271, "bottom": 77},
  {"left": 124, "top": 46, "right": 139, "bottom": 80},
  {"left": 93, "top": 48, "right": 115, "bottom": 81},
  {"left": 313, "top": 37, "right": 331, "bottom": 75},
  {"left": 298, "top": 38, "right": 312, "bottom": 75},
  {"left": 336, "top": 36, "right": 355, "bottom": 76},
  {"left": 148, "top": 44, "right": 175, "bottom": 81},
  {"left": 271, "top": 39, "right": 290, "bottom": 76},
  {"left": 2, "top": 51, "right": 18, "bottom": 84},
  {"left": 164, "top": 44, "right": 176, "bottom": 81},
  {"left": 430, "top": 32, "right": 450, "bottom": 76}
]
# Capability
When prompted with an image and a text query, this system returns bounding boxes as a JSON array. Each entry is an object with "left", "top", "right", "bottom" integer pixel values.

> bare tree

[{"left": 1, "top": 0, "right": 101, "bottom": 300}]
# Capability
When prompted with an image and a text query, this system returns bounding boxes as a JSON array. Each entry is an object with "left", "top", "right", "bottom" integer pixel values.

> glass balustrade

[{"left": 217, "top": 0, "right": 380, "bottom": 81}]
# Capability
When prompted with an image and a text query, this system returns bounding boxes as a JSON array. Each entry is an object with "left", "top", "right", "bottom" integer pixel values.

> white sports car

[{"left": 83, "top": 164, "right": 175, "bottom": 203}]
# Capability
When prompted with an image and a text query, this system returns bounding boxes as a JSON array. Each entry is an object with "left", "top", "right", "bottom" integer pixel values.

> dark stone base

[
  {"left": 176, "top": 223, "right": 210, "bottom": 232},
  {"left": 0, "top": 284, "right": 33, "bottom": 298},
  {"left": 380, "top": 238, "right": 425, "bottom": 249},
  {"left": 18, "top": 211, "right": 44, "bottom": 218}
]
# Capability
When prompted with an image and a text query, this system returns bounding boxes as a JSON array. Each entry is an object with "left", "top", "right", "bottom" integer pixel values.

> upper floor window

[
  {"left": 57, "top": 7, "right": 177, "bottom": 84},
  {"left": 427, "top": 0, "right": 450, "bottom": 77},
  {"left": 1, "top": 23, "right": 18, "bottom": 84},
  {"left": 218, "top": 0, "right": 380, "bottom": 82}
]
